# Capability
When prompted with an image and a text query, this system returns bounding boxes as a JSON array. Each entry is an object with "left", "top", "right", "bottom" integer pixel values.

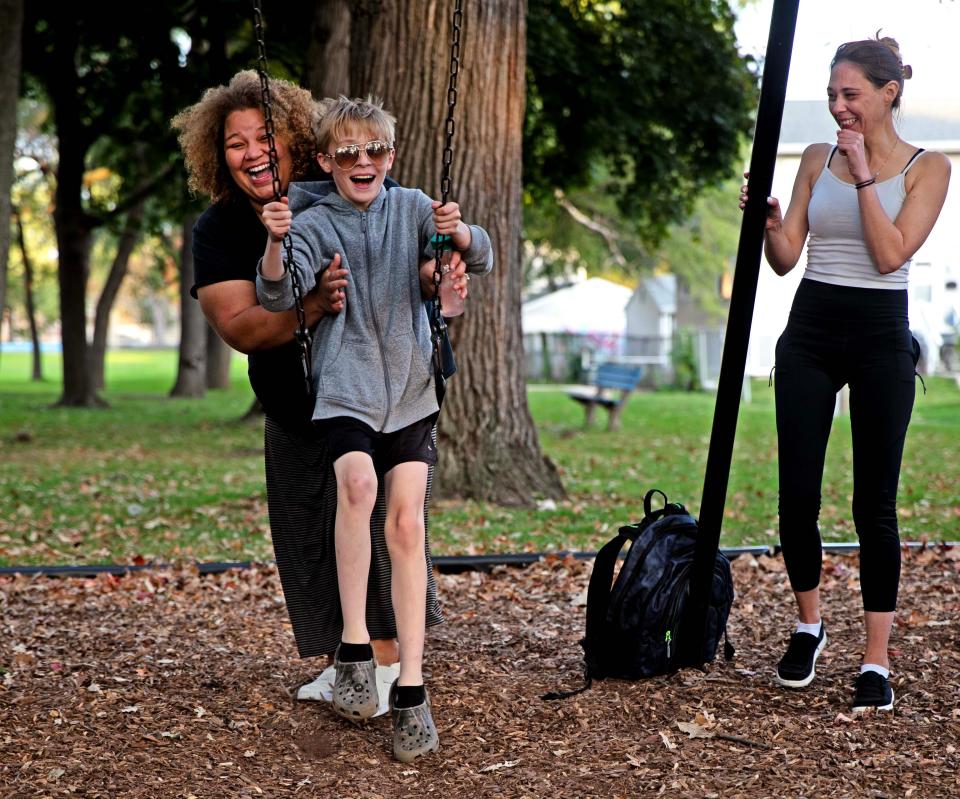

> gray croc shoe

[
  {"left": 332, "top": 646, "right": 379, "bottom": 722},
  {"left": 389, "top": 680, "right": 439, "bottom": 763}
]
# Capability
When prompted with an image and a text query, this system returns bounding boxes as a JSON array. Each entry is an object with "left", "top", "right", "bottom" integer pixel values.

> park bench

[{"left": 567, "top": 361, "right": 644, "bottom": 431}]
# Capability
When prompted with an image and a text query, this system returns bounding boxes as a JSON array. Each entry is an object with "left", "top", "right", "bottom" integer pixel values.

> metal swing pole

[{"left": 680, "top": 0, "right": 800, "bottom": 667}]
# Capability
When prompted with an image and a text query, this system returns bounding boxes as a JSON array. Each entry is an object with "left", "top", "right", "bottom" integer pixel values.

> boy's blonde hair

[{"left": 313, "top": 96, "right": 397, "bottom": 154}]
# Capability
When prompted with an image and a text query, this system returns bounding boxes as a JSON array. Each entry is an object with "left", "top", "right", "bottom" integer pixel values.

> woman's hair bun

[{"left": 876, "top": 34, "right": 911, "bottom": 79}]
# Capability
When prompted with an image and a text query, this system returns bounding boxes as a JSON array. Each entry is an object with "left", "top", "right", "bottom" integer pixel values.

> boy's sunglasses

[{"left": 323, "top": 139, "right": 393, "bottom": 170}]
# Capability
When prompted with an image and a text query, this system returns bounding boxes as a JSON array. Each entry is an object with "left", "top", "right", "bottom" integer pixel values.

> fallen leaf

[
  {"left": 479, "top": 760, "right": 520, "bottom": 773},
  {"left": 659, "top": 731, "right": 677, "bottom": 750},
  {"left": 677, "top": 720, "right": 715, "bottom": 739}
]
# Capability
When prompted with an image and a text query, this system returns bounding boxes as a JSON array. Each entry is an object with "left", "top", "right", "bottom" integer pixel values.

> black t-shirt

[{"left": 192, "top": 197, "right": 314, "bottom": 429}]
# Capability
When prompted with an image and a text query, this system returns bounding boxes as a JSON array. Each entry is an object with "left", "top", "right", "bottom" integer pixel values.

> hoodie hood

[{"left": 287, "top": 181, "right": 386, "bottom": 215}]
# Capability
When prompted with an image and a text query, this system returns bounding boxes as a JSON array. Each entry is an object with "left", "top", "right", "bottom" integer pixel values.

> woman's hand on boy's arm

[
  {"left": 304, "top": 253, "right": 347, "bottom": 319},
  {"left": 419, "top": 250, "right": 468, "bottom": 300},
  {"left": 432, "top": 200, "right": 472, "bottom": 251}
]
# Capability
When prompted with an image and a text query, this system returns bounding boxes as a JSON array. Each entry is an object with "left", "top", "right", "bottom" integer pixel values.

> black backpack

[{"left": 544, "top": 489, "right": 735, "bottom": 699}]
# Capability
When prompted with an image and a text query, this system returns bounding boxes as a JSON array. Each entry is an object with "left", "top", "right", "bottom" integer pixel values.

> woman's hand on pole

[{"left": 739, "top": 172, "right": 783, "bottom": 232}]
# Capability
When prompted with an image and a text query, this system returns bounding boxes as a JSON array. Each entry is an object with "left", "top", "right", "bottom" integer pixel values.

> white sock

[
  {"left": 860, "top": 663, "right": 890, "bottom": 679},
  {"left": 795, "top": 619, "right": 822, "bottom": 637}
]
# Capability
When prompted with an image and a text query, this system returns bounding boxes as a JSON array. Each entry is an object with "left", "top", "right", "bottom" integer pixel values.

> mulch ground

[{"left": 2, "top": 547, "right": 958, "bottom": 799}]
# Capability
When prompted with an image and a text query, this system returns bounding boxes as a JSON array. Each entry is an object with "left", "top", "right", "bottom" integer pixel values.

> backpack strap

[
  {"left": 643, "top": 488, "right": 668, "bottom": 517},
  {"left": 583, "top": 532, "right": 632, "bottom": 657},
  {"left": 642, "top": 488, "right": 687, "bottom": 524},
  {"left": 541, "top": 530, "right": 631, "bottom": 701},
  {"left": 724, "top": 629, "right": 735, "bottom": 661}
]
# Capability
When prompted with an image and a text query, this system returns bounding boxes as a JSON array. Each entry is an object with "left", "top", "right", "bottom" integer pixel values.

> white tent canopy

[{"left": 521, "top": 278, "right": 632, "bottom": 336}]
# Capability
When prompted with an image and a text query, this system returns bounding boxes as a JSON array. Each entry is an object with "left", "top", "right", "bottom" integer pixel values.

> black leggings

[{"left": 774, "top": 279, "right": 918, "bottom": 613}]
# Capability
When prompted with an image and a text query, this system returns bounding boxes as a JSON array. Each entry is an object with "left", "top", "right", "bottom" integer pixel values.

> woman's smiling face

[
  {"left": 223, "top": 108, "right": 291, "bottom": 208},
  {"left": 827, "top": 61, "right": 896, "bottom": 135}
]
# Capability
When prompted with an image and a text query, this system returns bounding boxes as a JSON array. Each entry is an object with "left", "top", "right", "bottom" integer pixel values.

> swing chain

[
  {"left": 432, "top": 0, "right": 463, "bottom": 324},
  {"left": 252, "top": 0, "right": 313, "bottom": 390}
]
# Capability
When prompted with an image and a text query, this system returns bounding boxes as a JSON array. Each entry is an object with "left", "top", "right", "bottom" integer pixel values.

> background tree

[
  {"left": 8, "top": 114, "right": 58, "bottom": 379},
  {"left": 170, "top": 214, "right": 206, "bottom": 398},
  {"left": 20, "top": 6, "right": 190, "bottom": 405},
  {"left": 0, "top": 0, "right": 24, "bottom": 372},
  {"left": 524, "top": 0, "right": 755, "bottom": 295},
  {"left": 10, "top": 206, "right": 42, "bottom": 380}
]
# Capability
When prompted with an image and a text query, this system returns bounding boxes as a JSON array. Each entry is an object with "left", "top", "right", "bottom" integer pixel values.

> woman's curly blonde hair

[{"left": 171, "top": 70, "right": 319, "bottom": 203}]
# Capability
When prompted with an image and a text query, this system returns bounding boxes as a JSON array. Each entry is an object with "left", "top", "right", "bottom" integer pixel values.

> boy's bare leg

[
  {"left": 383, "top": 461, "right": 429, "bottom": 686},
  {"left": 333, "top": 452, "right": 378, "bottom": 646}
]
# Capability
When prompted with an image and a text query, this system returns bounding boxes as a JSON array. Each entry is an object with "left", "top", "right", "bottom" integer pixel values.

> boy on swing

[{"left": 257, "top": 96, "right": 492, "bottom": 762}]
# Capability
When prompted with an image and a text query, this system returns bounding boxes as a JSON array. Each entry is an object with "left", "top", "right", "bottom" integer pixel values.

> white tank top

[{"left": 805, "top": 146, "right": 925, "bottom": 290}]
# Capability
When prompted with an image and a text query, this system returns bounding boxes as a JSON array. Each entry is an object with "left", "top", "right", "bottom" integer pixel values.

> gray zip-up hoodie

[{"left": 256, "top": 181, "right": 493, "bottom": 433}]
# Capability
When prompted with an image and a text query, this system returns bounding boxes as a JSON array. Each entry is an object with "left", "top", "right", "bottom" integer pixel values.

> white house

[
  {"left": 746, "top": 99, "right": 960, "bottom": 376},
  {"left": 625, "top": 274, "right": 676, "bottom": 347},
  {"left": 521, "top": 277, "right": 633, "bottom": 380},
  {"left": 521, "top": 277, "right": 632, "bottom": 338}
]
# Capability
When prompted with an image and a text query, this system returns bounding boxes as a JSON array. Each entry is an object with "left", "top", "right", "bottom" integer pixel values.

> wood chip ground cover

[{"left": 1, "top": 549, "right": 958, "bottom": 798}]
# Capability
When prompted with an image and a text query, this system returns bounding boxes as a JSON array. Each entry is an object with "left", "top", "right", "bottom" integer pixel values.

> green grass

[{"left": 1, "top": 349, "right": 957, "bottom": 566}]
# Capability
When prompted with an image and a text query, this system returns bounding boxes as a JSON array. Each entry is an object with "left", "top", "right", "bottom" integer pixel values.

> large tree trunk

[
  {"left": 304, "top": 0, "right": 351, "bottom": 98},
  {"left": 170, "top": 214, "right": 206, "bottom": 398},
  {"left": 0, "top": 0, "right": 24, "bottom": 375},
  {"left": 13, "top": 208, "right": 42, "bottom": 381},
  {"left": 89, "top": 201, "right": 145, "bottom": 391},
  {"left": 205, "top": 325, "right": 232, "bottom": 389},
  {"left": 350, "top": 0, "right": 563, "bottom": 504},
  {"left": 51, "top": 17, "right": 101, "bottom": 407}
]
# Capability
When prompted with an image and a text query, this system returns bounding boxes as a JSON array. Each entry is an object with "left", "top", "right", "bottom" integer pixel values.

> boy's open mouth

[{"left": 350, "top": 175, "right": 375, "bottom": 186}]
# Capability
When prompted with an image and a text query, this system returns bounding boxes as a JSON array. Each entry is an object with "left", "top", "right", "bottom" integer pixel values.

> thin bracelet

[{"left": 855, "top": 178, "right": 876, "bottom": 190}]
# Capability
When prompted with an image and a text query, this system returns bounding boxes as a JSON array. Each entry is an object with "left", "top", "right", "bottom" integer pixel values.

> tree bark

[
  {"left": 170, "top": 214, "right": 207, "bottom": 398},
  {"left": 89, "top": 201, "right": 145, "bottom": 391},
  {"left": 13, "top": 207, "right": 42, "bottom": 381},
  {"left": 304, "top": 0, "right": 351, "bottom": 98},
  {"left": 50, "top": 16, "right": 102, "bottom": 407},
  {"left": 350, "top": 0, "right": 564, "bottom": 504},
  {"left": 0, "top": 0, "right": 24, "bottom": 375},
  {"left": 205, "top": 324, "right": 232, "bottom": 389}
]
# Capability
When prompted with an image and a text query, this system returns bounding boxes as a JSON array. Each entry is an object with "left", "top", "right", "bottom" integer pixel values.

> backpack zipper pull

[{"left": 665, "top": 629, "right": 672, "bottom": 660}]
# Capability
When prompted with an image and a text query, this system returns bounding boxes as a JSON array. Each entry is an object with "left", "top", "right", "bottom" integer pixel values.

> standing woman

[
  {"left": 171, "top": 71, "right": 451, "bottom": 688},
  {"left": 741, "top": 37, "right": 950, "bottom": 710}
]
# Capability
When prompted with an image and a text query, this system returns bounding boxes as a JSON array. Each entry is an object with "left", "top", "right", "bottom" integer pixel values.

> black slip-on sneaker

[
  {"left": 852, "top": 670, "right": 895, "bottom": 712},
  {"left": 775, "top": 625, "right": 827, "bottom": 688}
]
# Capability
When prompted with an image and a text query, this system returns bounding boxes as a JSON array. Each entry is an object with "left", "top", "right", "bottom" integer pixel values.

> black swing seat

[{"left": 567, "top": 361, "right": 644, "bottom": 431}]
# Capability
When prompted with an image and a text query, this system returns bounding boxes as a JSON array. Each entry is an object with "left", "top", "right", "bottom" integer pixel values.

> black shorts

[{"left": 321, "top": 416, "right": 438, "bottom": 474}]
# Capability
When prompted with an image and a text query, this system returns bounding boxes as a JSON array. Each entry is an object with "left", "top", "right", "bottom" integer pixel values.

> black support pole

[{"left": 680, "top": 0, "right": 800, "bottom": 667}]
